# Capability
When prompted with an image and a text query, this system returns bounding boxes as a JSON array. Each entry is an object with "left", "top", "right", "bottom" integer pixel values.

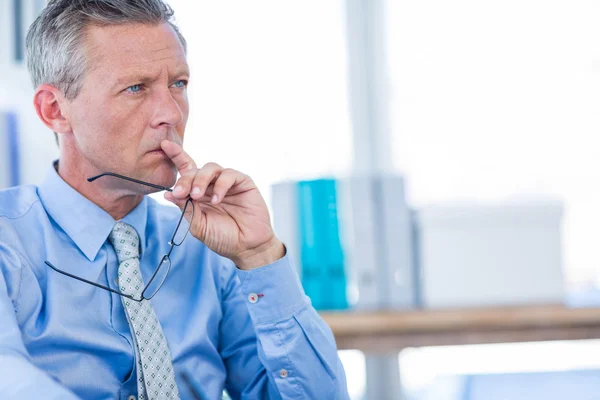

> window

[
  {"left": 386, "top": 0, "right": 600, "bottom": 287},
  {"left": 12, "top": 0, "right": 24, "bottom": 62},
  {"left": 165, "top": 1, "right": 352, "bottom": 209}
]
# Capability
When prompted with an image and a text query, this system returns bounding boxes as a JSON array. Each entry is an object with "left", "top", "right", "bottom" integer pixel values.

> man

[{"left": 0, "top": 1, "right": 349, "bottom": 399}]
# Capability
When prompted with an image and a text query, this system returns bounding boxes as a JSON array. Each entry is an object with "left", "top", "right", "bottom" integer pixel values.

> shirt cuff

[{"left": 236, "top": 253, "right": 308, "bottom": 325}]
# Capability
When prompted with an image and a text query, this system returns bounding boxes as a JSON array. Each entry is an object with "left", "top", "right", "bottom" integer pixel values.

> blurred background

[{"left": 2, "top": 0, "right": 600, "bottom": 399}]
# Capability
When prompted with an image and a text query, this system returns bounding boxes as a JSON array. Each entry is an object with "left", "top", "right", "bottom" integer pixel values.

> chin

[{"left": 147, "top": 160, "right": 178, "bottom": 189}]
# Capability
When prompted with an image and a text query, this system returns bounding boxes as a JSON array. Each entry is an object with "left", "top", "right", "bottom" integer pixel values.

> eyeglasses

[{"left": 45, "top": 172, "right": 194, "bottom": 302}]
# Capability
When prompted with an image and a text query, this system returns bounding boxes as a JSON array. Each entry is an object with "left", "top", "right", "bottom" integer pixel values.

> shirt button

[
  {"left": 280, "top": 369, "right": 289, "bottom": 378},
  {"left": 248, "top": 293, "right": 258, "bottom": 303},
  {"left": 127, "top": 396, "right": 136, "bottom": 400}
]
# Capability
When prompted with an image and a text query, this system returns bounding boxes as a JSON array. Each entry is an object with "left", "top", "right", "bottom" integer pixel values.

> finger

[
  {"left": 164, "top": 190, "right": 187, "bottom": 208},
  {"left": 211, "top": 168, "right": 248, "bottom": 204},
  {"left": 190, "top": 162, "right": 224, "bottom": 200},
  {"left": 171, "top": 169, "right": 196, "bottom": 199},
  {"left": 172, "top": 162, "right": 223, "bottom": 200},
  {"left": 160, "top": 140, "right": 197, "bottom": 175}
]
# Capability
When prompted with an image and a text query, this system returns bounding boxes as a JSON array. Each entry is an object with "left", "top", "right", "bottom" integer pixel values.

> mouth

[{"left": 148, "top": 148, "right": 168, "bottom": 158}]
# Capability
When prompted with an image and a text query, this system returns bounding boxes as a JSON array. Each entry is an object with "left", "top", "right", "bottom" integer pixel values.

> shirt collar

[{"left": 38, "top": 162, "right": 149, "bottom": 262}]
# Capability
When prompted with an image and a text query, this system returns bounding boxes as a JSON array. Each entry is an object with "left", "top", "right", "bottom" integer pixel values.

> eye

[
  {"left": 125, "top": 84, "right": 144, "bottom": 94},
  {"left": 172, "top": 80, "right": 188, "bottom": 89}
]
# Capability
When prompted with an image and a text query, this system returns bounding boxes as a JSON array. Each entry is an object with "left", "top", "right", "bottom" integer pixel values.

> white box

[
  {"left": 337, "top": 174, "right": 417, "bottom": 310},
  {"left": 336, "top": 175, "right": 379, "bottom": 309},
  {"left": 416, "top": 200, "right": 565, "bottom": 309},
  {"left": 270, "top": 181, "right": 302, "bottom": 277},
  {"left": 373, "top": 174, "right": 417, "bottom": 309}
]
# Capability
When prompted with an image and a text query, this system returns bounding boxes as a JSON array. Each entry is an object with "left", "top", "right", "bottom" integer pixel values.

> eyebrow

[{"left": 113, "top": 65, "right": 190, "bottom": 88}]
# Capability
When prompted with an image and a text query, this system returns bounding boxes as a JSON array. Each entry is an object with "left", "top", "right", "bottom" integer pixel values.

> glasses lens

[
  {"left": 143, "top": 256, "right": 171, "bottom": 299},
  {"left": 172, "top": 200, "right": 193, "bottom": 246}
]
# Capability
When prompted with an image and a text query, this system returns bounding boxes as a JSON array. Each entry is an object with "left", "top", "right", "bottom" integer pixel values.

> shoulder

[
  {"left": 0, "top": 185, "right": 43, "bottom": 259},
  {"left": 0, "top": 185, "right": 40, "bottom": 263},
  {"left": 0, "top": 185, "right": 40, "bottom": 220},
  {"left": 0, "top": 185, "right": 47, "bottom": 259},
  {"left": 0, "top": 204, "right": 27, "bottom": 302}
]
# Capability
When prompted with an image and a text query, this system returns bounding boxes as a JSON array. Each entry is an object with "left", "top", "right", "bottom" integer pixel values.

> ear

[{"left": 33, "top": 84, "right": 73, "bottom": 135}]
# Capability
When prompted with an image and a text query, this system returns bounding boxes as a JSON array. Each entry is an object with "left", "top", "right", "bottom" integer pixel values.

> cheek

[
  {"left": 72, "top": 104, "right": 111, "bottom": 149},
  {"left": 75, "top": 98, "right": 145, "bottom": 160},
  {"left": 107, "top": 99, "right": 151, "bottom": 139},
  {"left": 177, "top": 96, "right": 190, "bottom": 136},
  {"left": 72, "top": 92, "right": 117, "bottom": 140}
]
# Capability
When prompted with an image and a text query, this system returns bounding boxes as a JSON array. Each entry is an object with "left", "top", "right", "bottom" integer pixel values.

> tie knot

[{"left": 109, "top": 221, "right": 140, "bottom": 262}]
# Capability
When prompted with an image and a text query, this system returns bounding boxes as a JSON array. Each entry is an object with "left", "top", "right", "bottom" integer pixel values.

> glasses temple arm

[
  {"left": 45, "top": 261, "right": 137, "bottom": 301},
  {"left": 87, "top": 173, "right": 173, "bottom": 192}
]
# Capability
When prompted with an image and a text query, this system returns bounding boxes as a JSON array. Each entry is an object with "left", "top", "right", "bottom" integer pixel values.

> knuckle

[
  {"left": 179, "top": 160, "right": 195, "bottom": 171},
  {"left": 180, "top": 168, "right": 197, "bottom": 178},
  {"left": 202, "top": 162, "right": 221, "bottom": 169},
  {"left": 175, "top": 175, "right": 192, "bottom": 185},
  {"left": 242, "top": 173, "right": 254, "bottom": 184},
  {"left": 221, "top": 168, "right": 239, "bottom": 178},
  {"left": 192, "top": 172, "right": 211, "bottom": 186}
]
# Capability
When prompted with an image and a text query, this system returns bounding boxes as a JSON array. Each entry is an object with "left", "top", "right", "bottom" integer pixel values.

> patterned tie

[{"left": 109, "top": 222, "right": 180, "bottom": 400}]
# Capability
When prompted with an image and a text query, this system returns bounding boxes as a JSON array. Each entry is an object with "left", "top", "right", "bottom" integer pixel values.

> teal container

[{"left": 297, "top": 179, "right": 348, "bottom": 311}]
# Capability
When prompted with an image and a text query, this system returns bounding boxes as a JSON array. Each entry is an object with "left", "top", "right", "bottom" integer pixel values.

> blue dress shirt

[{"left": 0, "top": 164, "right": 349, "bottom": 400}]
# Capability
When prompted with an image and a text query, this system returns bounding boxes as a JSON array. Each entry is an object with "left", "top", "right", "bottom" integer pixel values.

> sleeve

[
  {"left": 218, "top": 252, "right": 350, "bottom": 399},
  {"left": 0, "top": 243, "right": 80, "bottom": 399}
]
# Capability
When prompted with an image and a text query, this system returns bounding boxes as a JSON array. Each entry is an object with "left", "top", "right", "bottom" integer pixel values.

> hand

[{"left": 160, "top": 140, "right": 285, "bottom": 270}]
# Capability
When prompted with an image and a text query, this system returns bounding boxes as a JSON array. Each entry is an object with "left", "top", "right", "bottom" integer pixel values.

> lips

[{"left": 148, "top": 148, "right": 168, "bottom": 158}]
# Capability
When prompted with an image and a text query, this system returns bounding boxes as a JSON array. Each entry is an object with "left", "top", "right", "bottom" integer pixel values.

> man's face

[{"left": 64, "top": 22, "right": 189, "bottom": 191}]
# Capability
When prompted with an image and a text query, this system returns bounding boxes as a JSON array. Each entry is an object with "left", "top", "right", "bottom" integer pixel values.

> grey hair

[{"left": 26, "top": 0, "right": 187, "bottom": 101}]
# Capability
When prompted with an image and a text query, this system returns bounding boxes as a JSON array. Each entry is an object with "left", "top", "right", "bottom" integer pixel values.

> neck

[{"left": 57, "top": 143, "right": 143, "bottom": 221}]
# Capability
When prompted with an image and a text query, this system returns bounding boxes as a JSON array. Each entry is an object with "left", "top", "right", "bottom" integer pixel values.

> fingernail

[
  {"left": 191, "top": 187, "right": 201, "bottom": 196},
  {"left": 211, "top": 194, "right": 218, "bottom": 204},
  {"left": 174, "top": 186, "right": 183, "bottom": 194}
]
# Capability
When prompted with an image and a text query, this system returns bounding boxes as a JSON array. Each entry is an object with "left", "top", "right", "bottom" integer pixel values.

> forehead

[{"left": 83, "top": 22, "right": 188, "bottom": 78}]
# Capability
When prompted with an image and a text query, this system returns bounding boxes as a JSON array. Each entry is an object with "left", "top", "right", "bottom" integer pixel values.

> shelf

[{"left": 320, "top": 305, "right": 600, "bottom": 353}]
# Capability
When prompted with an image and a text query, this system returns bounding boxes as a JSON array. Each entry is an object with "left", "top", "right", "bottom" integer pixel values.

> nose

[{"left": 150, "top": 87, "right": 184, "bottom": 129}]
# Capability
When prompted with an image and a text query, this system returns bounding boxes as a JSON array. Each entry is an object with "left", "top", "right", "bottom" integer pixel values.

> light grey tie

[{"left": 109, "top": 221, "right": 180, "bottom": 400}]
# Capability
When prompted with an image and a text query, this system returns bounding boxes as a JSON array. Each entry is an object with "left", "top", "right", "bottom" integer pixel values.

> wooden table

[{"left": 320, "top": 305, "right": 600, "bottom": 399}]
